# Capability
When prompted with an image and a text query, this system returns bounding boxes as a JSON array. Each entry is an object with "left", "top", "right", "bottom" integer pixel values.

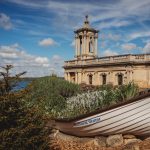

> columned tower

[{"left": 74, "top": 16, "right": 99, "bottom": 59}]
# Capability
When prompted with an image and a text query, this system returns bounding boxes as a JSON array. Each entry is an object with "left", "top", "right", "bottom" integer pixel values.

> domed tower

[{"left": 74, "top": 16, "right": 99, "bottom": 59}]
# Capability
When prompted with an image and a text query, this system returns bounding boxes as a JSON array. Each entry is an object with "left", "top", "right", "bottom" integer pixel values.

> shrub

[
  {"left": 0, "top": 65, "right": 26, "bottom": 96},
  {"left": 0, "top": 93, "right": 51, "bottom": 150},
  {"left": 24, "top": 76, "right": 81, "bottom": 118},
  {"left": 58, "top": 82, "right": 139, "bottom": 119},
  {"left": 115, "top": 82, "right": 139, "bottom": 101},
  {"left": 0, "top": 65, "right": 51, "bottom": 149}
]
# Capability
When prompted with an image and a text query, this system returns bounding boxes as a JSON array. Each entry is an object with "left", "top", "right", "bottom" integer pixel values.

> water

[{"left": 12, "top": 80, "right": 31, "bottom": 91}]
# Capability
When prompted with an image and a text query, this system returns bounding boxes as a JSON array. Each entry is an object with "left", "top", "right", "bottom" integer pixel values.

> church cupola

[{"left": 74, "top": 15, "right": 99, "bottom": 59}]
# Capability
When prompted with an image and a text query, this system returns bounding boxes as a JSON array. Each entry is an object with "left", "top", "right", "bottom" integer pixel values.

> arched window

[
  {"left": 89, "top": 74, "right": 92, "bottom": 85},
  {"left": 89, "top": 37, "right": 92, "bottom": 53},
  {"left": 102, "top": 74, "right": 107, "bottom": 85},
  {"left": 79, "top": 36, "right": 82, "bottom": 55},
  {"left": 118, "top": 74, "right": 123, "bottom": 85}
]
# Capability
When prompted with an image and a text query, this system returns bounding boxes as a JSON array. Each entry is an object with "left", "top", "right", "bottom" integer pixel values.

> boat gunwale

[{"left": 55, "top": 91, "right": 150, "bottom": 122}]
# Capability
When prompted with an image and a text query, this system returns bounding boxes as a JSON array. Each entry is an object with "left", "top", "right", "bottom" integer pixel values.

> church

[{"left": 64, "top": 16, "right": 150, "bottom": 88}]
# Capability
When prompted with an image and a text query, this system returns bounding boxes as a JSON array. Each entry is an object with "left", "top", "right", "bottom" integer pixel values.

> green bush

[
  {"left": 58, "top": 82, "right": 139, "bottom": 119},
  {"left": 115, "top": 82, "right": 139, "bottom": 101},
  {"left": 0, "top": 65, "right": 52, "bottom": 149},
  {"left": 23, "top": 76, "right": 139, "bottom": 119},
  {"left": 0, "top": 93, "right": 50, "bottom": 150},
  {"left": 24, "top": 76, "right": 81, "bottom": 117}
]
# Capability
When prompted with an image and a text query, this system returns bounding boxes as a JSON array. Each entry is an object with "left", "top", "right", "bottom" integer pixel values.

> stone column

[
  {"left": 114, "top": 73, "right": 118, "bottom": 86},
  {"left": 81, "top": 72, "right": 85, "bottom": 83},
  {"left": 64, "top": 72, "right": 67, "bottom": 80},
  {"left": 75, "top": 36, "right": 78, "bottom": 57},
  {"left": 78, "top": 72, "right": 82, "bottom": 84},
  {"left": 127, "top": 71, "right": 132, "bottom": 84},
  {"left": 75, "top": 72, "right": 78, "bottom": 84},
  {"left": 68, "top": 73, "right": 70, "bottom": 82},
  {"left": 95, "top": 38, "right": 98, "bottom": 56},
  {"left": 93, "top": 72, "right": 98, "bottom": 85},
  {"left": 92, "top": 37, "right": 94, "bottom": 53},
  {"left": 83, "top": 32, "right": 86, "bottom": 55},
  {"left": 77, "top": 37, "right": 80, "bottom": 56},
  {"left": 109, "top": 72, "right": 114, "bottom": 85},
  {"left": 86, "top": 35, "right": 89, "bottom": 55},
  {"left": 99, "top": 74, "right": 102, "bottom": 85},
  {"left": 81, "top": 35, "right": 84, "bottom": 57}
]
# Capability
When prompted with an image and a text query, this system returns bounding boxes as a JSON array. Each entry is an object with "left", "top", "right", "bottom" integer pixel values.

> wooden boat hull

[{"left": 55, "top": 94, "right": 150, "bottom": 137}]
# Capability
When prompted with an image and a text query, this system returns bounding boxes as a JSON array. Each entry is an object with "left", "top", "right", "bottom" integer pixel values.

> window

[
  {"left": 118, "top": 74, "right": 123, "bottom": 85},
  {"left": 89, "top": 37, "right": 92, "bottom": 53},
  {"left": 102, "top": 74, "right": 106, "bottom": 85},
  {"left": 72, "top": 77, "right": 75, "bottom": 83},
  {"left": 79, "top": 36, "right": 82, "bottom": 54},
  {"left": 70, "top": 72, "right": 75, "bottom": 83},
  {"left": 89, "top": 74, "right": 92, "bottom": 85}
]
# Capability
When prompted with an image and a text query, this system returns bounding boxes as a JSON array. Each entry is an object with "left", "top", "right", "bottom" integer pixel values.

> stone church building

[{"left": 64, "top": 16, "right": 150, "bottom": 88}]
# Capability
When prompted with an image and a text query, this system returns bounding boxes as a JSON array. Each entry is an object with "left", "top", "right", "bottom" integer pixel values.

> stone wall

[{"left": 64, "top": 64, "right": 150, "bottom": 88}]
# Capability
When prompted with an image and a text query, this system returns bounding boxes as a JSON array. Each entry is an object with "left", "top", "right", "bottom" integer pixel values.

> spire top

[
  {"left": 84, "top": 15, "right": 89, "bottom": 28},
  {"left": 85, "top": 15, "right": 88, "bottom": 21}
]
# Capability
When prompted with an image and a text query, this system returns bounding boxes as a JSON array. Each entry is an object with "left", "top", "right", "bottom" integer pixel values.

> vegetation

[
  {"left": 0, "top": 93, "right": 50, "bottom": 150},
  {"left": 23, "top": 76, "right": 81, "bottom": 117},
  {"left": 23, "top": 75, "right": 139, "bottom": 119},
  {"left": 60, "top": 82, "right": 139, "bottom": 118},
  {"left": 0, "top": 65, "right": 51, "bottom": 150},
  {"left": 0, "top": 65, "right": 26, "bottom": 96}
]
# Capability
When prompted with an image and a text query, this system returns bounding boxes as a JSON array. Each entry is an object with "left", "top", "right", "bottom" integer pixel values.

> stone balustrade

[{"left": 64, "top": 54, "right": 150, "bottom": 67}]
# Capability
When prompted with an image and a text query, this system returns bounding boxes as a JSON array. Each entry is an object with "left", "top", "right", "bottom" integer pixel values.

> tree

[
  {"left": 0, "top": 65, "right": 51, "bottom": 149},
  {"left": 0, "top": 65, "right": 26, "bottom": 96}
]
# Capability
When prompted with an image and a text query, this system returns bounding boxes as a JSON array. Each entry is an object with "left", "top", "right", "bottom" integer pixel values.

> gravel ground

[{"left": 50, "top": 138, "right": 150, "bottom": 150}]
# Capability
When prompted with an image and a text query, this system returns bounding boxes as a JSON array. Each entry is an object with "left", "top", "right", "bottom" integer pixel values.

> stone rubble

[{"left": 50, "top": 130, "right": 150, "bottom": 150}]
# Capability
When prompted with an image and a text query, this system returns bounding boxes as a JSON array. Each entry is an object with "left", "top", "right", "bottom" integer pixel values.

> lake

[{"left": 12, "top": 80, "right": 31, "bottom": 91}]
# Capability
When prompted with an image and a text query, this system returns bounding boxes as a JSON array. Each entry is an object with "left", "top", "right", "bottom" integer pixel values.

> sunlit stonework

[{"left": 64, "top": 16, "right": 150, "bottom": 88}]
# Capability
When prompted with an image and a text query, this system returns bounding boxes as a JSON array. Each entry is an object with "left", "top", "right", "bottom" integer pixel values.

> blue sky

[{"left": 0, "top": 0, "right": 150, "bottom": 77}]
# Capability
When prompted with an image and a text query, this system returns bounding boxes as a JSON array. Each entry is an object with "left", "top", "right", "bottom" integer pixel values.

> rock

[
  {"left": 123, "top": 134, "right": 136, "bottom": 139},
  {"left": 78, "top": 138, "right": 94, "bottom": 144},
  {"left": 55, "top": 132, "right": 94, "bottom": 144},
  {"left": 94, "top": 136, "right": 107, "bottom": 147},
  {"left": 123, "top": 143, "right": 140, "bottom": 150},
  {"left": 124, "top": 139, "right": 142, "bottom": 145},
  {"left": 145, "top": 137, "right": 150, "bottom": 140},
  {"left": 56, "top": 132, "right": 79, "bottom": 141},
  {"left": 106, "top": 134, "right": 123, "bottom": 147},
  {"left": 49, "top": 129, "right": 59, "bottom": 138},
  {"left": 139, "top": 139, "right": 150, "bottom": 150}
]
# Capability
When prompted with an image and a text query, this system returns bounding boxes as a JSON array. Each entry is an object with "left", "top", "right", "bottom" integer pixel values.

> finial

[
  {"left": 83, "top": 15, "right": 90, "bottom": 28},
  {"left": 85, "top": 15, "right": 88, "bottom": 21}
]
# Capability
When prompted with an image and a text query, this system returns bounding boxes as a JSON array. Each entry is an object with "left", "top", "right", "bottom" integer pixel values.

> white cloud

[
  {"left": 0, "top": 13, "right": 13, "bottom": 30},
  {"left": 102, "top": 49, "right": 118, "bottom": 56},
  {"left": 52, "top": 55, "right": 62, "bottom": 60},
  {"left": 5, "top": 0, "right": 150, "bottom": 30},
  {"left": 128, "top": 31, "right": 150, "bottom": 41},
  {"left": 101, "top": 33, "right": 121, "bottom": 41},
  {"left": 0, "top": 44, "right": 64, "bottom": 77},
  {"left": 35, "top": 57, "right": 49, "bottom": 64},
  {"left": 39, "top": 38, "right": 57, "bottom": 47},
  {"left": 98, "top": 20, "right": 131, "bottom": 29},
  {"left": 143, "top": 42, "right": 150, "bottom": 53},
  {"left": 121, "top": 43, "right": 137, "bottom": 51}
]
